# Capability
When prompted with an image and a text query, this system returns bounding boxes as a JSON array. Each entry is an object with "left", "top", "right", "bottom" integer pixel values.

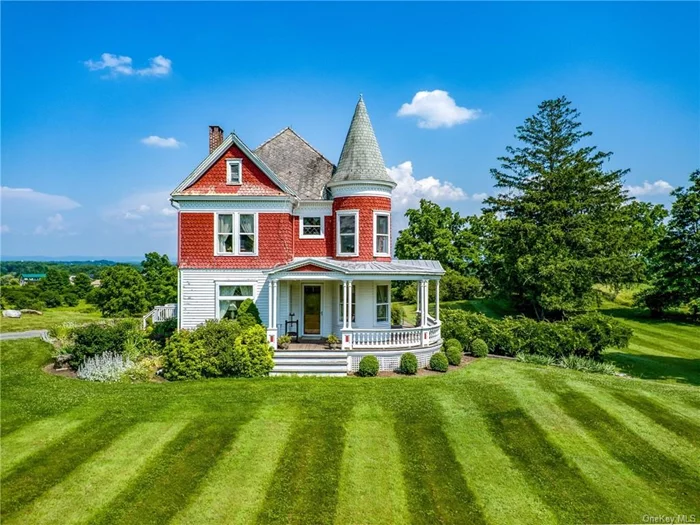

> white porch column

[
  {"left": 421, "top": 280, "right": 429, "bottom": 346},
  {"left": 435, "top": 279, "right": 440, "bottom": 321},
  {"left": 266, "top": 279, "right": 279, "bottom": 348},
  {"left": 342, "top": 279, "right": 353, "bottom": 350}
]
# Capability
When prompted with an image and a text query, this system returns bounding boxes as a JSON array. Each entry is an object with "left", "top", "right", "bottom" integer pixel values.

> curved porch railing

[{"left": 345, "top": 320, "right": 441, "bottom": 350}]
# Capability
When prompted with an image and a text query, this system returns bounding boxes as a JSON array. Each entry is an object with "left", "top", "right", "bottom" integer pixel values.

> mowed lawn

[
  {"left": 0, "top": 302, "right": 103, "bottom": 333},
  {"left": 1, "top": 313, "right": 699, "bottom": 525}
]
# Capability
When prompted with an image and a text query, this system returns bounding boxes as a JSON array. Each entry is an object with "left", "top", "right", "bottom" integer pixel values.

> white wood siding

[{"left": 179, "top": 269, "right": 269, "bottom": 330}]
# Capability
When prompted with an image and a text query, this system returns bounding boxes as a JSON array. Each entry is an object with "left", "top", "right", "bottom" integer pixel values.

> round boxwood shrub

[
  {"left": 470, "top": 338, "right": 489, "bottom": 358},
  {"left": 445, "top": 344, "right": 462, "bottom": 366},
  {"left": 399, "top": 352, "right": 418, "bottom": 375},
  {"left": 444, "top": 338, "right": 462, "bottom": 353},
  {"left": 429, "top": 352, "right": 449, "bottom": 372},
  {"left": 357, "top": 355, "right": 379, "bottom": 377}
]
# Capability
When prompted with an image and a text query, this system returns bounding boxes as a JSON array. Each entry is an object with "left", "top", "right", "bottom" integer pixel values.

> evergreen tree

[
  {"left": 640, "top": 171, "right": 700, "bottom": 317},
  {"left": 40, "top": 268, "right": 70, "bottom": 295},
  {"left": 484, "top": 96, "right": 658, "bottom": 318},
  {"left": 141, "top": 252, "right": 177, "bottom": 308},
  {"left": 72, "top": 272, "right": 94, "bottom": 299}
]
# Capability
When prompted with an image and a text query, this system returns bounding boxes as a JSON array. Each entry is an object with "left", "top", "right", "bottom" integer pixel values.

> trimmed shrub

[
  {"left": 444, "top": 338, "right": 462, "bottom": 353},
  {"left": 470, "top": 338, "right": 489, "bottom": 358},
  {"left": 357, "top": 355, "right": 379, "bottom": 377},
  {"left": 399, "top": 352, "right": 418, "bottom": 375},
  {"left": 77, "top": 352, "right": 134, "bottom": 382},
  {"left": 445, "top": 345, "right": 462, "bottom": 366},
  {"left": 568, "top": 312, "right": 632, "bottom": 358},
  {"left": 429, "top": 352, "right": 449, "bottom": 372},
  {"left": 149, "top": 318, "right": 177, "bottom": 347},
  {"left": 68, "top": 320, "right": 141, "bottom": 368},
  {"left": 228, "top": 324, "right": 274, "bottom": 378},
  {"left": 190, "top": 318, "right": 244, "bottom": 377},
  {"left": 391, "top": 303, "right": 405, "bottom": 326},
  {"left": 236, "top": 298, "right": 263, "bottom": 329},
  {"left": 163, "top": 331, "right": 208, "bottom": 381}
]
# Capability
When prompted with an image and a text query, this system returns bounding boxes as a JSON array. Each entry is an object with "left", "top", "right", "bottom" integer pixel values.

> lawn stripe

[
  {"left": 435, "top": 390, "right": 556, "bottom": 524},
  {"left": 1, "top": 415, "right": 84, "bottom": 478},
  {"left": 0, "top": 416, "right": 131, "bottom": 518},
  {"left": 553, "top": 386, "right": 700, "bottom": 510},
  {"left": 334, "top": 403, "right": 410, "bottom": 525},
  {"left": 171, "top": 403, "right": 295, "bottom": 525},
  {"left": 469, "top": 375, "right": 627, "bottom": 524},
  {"left": 508, "top": 366, "right": 679, "bottom": 518},
  {"left": 4, "top": 421, "right": 186, "bottom": 525},
  {"left": 256, "top": 400, "right": 351, "bottom": 525},
  {"left": 391, "top": 391, "right": 486, "bottom": 525},
  {"left": 92, "top": 416, "right": 247, "bottom": 525},
  {"left": 612, "top": 390, "right": 700, "bottom": 443}
]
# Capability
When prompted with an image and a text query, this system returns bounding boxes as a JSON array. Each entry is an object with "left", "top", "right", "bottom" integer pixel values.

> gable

[
  {"left": 171, "top": 133, "right": 296, "bottom": 197},
  {"left": 289, "top": 263, "right": 332, "bottom": 272}
]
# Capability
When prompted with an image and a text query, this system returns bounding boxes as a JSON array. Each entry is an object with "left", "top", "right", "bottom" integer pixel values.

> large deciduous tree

[
  {"left": 72, "top": 272, "right": 94, "bottom": 299},
  {"left": 90, "top": 265, "right": 149, "bottom": 317},
  {"left": 141, "top": 252, "right": 177, "bottom": 309},
  {"left": 395, "top": 199, "right": 481, "bottom": 275},
  {"left": 640, "top": 171, "right": 700, "bottom": 317},
  {"left": 483, "top": 96, "right": 658, "bottom": 319},
  {"left": 40, "top": 268, "right": 70, "bottom": 295}
]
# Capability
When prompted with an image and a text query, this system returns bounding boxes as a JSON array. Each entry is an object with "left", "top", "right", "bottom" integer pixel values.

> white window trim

[
  {"left": 375, "top": 283, "right": 390, "bottom": 325},
  {"left": 336, "top": 210, "right": 359, "bottom": 257},
  {"left": 299, "top": 215, "right": 325, "bottom": 239},
  {"left": 226, "top": 158, "right": 243, "bottom": 185},
  {"left": 373, "top": 211, "right": 391, "bottom": 256},
  {"left": 216, "top": 282, "right": 255, "bottom": 320},
  {"left": 214, "top": 212, "right": 259, "bottom": 256}
]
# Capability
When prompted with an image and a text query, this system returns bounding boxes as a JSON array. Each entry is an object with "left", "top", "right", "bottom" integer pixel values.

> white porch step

[{"left": 272, "top": 351, "right": 348, "bottom": 376}]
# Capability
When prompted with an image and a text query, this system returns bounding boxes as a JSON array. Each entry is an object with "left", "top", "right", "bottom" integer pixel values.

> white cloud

[
  {"left": 84, "top": 53, "right": 172, "bottom": 78},
  {"left": 103, "top": 190, "right": 176, "bottom": 235},
  {"left": 0, "top": 224, "right": 9, "bottom": 234},
  {"left": 387, "top": 161, "right": 468, "bottom": 212},
  {"left": 625, "top": 180, "right": 674, "bottom": 197},
  {"left": 34, "top": 214, "right": 66, "bottom": 235},
  {"left": 0, "top": 187, "right": 80, "bottom": 211},
  {"left": 161, "top": 207, "right": 177, "bottom": 216},
  {"left": 141, "top": 136, "right": 183, "bottom": 148},
  {"left": 471, "top": 192, "right": 488, "bottom": 202},
  {"left": 397, "top": 90, "right": 481, "bottom": 129}
]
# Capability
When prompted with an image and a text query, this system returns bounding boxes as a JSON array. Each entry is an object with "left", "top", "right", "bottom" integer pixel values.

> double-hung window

[
  {"left": 338, "top": 284, "right": 356, "bottom": 324},
  {"left": 337, "top": 211, "right": 358, "bottom": 256},
  {"left": 217, "top": 283, "right": 254, "bottom": 320},
  {"left": 226, "top": 159, "right": 242, "bottom": 185},
  {"left": 376, "top": 284, "right": 390, "bottom": 323},
  {"left": 300, "top": 216, "right": 323, "bottom": 238},
  {"left": 374, "top": 212, "right": 390, "bottom": 256},
  {"left": 217, "top": 213, "right": 257, "bottom": 255}
]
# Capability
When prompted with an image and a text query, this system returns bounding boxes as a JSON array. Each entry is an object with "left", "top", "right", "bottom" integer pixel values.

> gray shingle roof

[
  {"left": 254, "top": 128, "right": 335, "bottom": 200},
  {"left": 330, "top": 97, "right": 395, "bottom": 186},
  {"left": 270, "top": 258, "right": 445, "bottom": 276}
]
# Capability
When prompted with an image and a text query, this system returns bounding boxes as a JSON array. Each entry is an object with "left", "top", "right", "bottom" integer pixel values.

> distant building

[{"left": 20, "top": 273, "right": 46, "bottom": 286}]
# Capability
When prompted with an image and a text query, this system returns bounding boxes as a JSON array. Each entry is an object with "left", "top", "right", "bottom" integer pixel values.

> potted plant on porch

[
  {"left": 327, "top": 333, "right": 340, "bottom": 350},
  {"left": 278, "top": 334, "right": 292, "bottom": 350}
]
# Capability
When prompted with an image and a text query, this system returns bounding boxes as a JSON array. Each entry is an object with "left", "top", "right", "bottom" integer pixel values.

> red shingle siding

[
  {"left": 332, "top": 196, "right": 392, "bottom": 262},
  {"left": 291, "top": 264, "right": 331, "bottom": 272},
  {"left": 182, "top": 144, "right": 286, "bottom": 196},
  {"left": 293, "top": 216, "right": 334, "bottom": 257},
  {"left": 179, "top": 212, "right": 294, "bottom": 268}
]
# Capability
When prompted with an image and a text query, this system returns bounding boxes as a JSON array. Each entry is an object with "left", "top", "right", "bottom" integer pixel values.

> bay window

[
  {"left": 374, "top": 212, "right": 390, "bottom": 256},
  {"left": 337, "top": 211, "right": 358, "bottom": 256},
  {"left": 216, "top": 213, "right": 257, "bottom": 255},
  {"left": 217, "top": 283, "right": 254, "bottom": 320}
]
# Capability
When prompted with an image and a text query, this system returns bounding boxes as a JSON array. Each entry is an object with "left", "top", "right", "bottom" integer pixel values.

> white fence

[{"left": 142, "top": 303, "right": 177, "bottom": 329}]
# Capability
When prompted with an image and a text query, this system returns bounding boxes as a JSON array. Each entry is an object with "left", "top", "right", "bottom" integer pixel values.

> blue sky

[{"left": 2, "top": 2, "right": 698, "bottom": 258}]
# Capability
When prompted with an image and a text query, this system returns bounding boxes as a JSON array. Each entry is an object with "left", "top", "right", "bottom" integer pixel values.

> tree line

[{"left": 396, "top": 97, "right": 699, "bottom": 320}]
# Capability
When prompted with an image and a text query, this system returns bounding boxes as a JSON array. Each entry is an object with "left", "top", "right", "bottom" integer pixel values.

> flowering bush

[{"left": 77, "top": 352, "right": 134, "bottom": 382}]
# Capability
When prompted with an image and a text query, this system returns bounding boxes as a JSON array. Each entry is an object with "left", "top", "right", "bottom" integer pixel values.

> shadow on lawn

[{"left": 605, "top": 352, "right": 700, "bottom": 386}]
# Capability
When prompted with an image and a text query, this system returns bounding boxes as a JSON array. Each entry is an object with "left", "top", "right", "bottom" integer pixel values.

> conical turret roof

[{"left": 330, "top": 96, "right": 395, "bottom": 186}]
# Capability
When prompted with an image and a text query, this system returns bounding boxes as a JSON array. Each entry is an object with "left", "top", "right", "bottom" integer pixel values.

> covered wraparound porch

[{"left": 265, "top": 258, "right": 444, "bottom": 353}]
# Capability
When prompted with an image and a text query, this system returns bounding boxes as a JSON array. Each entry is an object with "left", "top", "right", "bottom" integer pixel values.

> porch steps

[{"left": 271, "top": 351, "right": 348, "bottom": 377}]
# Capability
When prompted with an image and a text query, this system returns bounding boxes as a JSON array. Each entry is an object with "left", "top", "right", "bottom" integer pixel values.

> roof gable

[
  {"left": 255, "top": 128, "right": 335, "bottom": 200},
  {"left": 171, "top": 132, "right": 296, "bottom": 197}
]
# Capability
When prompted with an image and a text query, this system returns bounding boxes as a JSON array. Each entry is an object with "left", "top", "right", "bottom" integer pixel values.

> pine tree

[{"left": 484, "top": 97, "right": 658, "bottom": 318}]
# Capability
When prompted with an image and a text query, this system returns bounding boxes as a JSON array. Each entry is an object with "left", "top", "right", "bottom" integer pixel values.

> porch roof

[{"left": 267, "top": 257, "right": 444, "bottom": 279}]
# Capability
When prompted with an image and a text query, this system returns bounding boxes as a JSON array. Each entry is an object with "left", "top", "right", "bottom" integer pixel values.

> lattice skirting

[{"left": 347, "top": 342, "right": 443, "bottom": 372}]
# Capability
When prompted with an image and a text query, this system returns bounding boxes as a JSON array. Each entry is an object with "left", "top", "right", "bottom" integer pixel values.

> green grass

[
  {"left": 0, "top": 301, "right": 103, "bottom": 333},
  {"left": 1, "top": 310, "right": 698, "bottom": 524}
]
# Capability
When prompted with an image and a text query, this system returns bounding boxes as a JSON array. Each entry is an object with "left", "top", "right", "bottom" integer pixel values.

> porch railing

[
  {"left": 345, "top": 321, "right": 441, "bottom": 350},
  {"left": 142, "top": 303, "right": 177, "bottom": 329}
]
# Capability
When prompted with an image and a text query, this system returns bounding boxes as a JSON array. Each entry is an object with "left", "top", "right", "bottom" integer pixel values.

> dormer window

[
  {"left": 336, "top": 211, "right": 358, "bottom": 256},
  {"left": 226, "top": 159, "right": 242, "bottom": 185},
  {"left": 374, "top": 212, "right": 390, "bottom": 256}
]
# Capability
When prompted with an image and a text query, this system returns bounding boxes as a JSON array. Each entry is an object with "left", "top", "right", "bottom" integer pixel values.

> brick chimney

[{"left": 209, "top": 125, "right": 224, "bottom": 153}]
